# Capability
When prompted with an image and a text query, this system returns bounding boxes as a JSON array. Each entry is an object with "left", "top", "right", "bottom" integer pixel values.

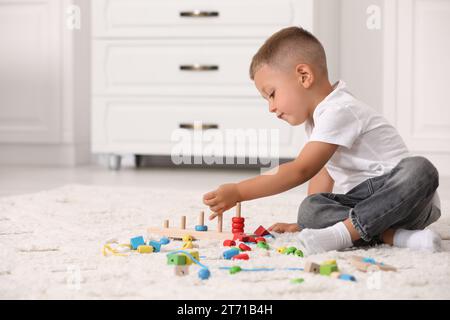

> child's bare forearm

[{"left": 236, "top": 161, "right": 307, "bottom": 201}]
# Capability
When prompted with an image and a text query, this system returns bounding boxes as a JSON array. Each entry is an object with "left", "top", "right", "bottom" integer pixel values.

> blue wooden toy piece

[
  {"left": 149, "top": 240, "right": 161, "bottom": 252},
  {"left": 198, "top": 268, "right": 210, "bottom": 280},
  {"left": 339, "top": 274, "right": 356, "bottom": 282},
  {"left": 195, "top": 225, "right": 208, "bottom": 232},
  {"left": 159, "top": 237, "right": 170, "bottom": 245},
  {"left": 362, "top": 257, "right": 376, "bottom": 264},
  {"left": 223, "top": 247, "right": 240, "bottom": 260},
  {"left": 130, "top": 236, "right": 146, "bottom": 250}
]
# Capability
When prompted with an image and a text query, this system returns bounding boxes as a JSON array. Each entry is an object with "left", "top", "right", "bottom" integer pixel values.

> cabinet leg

[
  {"left": 135, "top": 155, "right": 143, "bottom": 168},
  {"left": 108, "top": 154, "right": 122, "bottom": 171}
]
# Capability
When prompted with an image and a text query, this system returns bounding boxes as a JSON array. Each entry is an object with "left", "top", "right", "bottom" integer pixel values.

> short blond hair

[{"left": 249, "top": 26, "right": 328, "bottom": 80}]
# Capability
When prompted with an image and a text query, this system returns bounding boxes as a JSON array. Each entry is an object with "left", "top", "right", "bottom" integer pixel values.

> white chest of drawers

[{"left": 91, "top": 0, "right": 315, "bottom": 169}]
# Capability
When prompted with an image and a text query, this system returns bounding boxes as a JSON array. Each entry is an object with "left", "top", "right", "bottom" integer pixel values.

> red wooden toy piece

[
  {"left": 233, "top": 233, "right": 246, "bottom": 241},
  {"left": 223, "top": 239, "right": 236, "bottom": 247},
  {"left": 254, "top": 225, "right": 271, "bottom": 237},
  {"left": 239, "top": 243, "right": 252, "bottom": 251},
  {"left": 232, "top": 253, "right": 249, "bottom": 260},
  {"left": 236, "top": 234, "right": 249, "bottom": 242},
  {"left": 255, "top": 237, "right": 266, "bottom": 243},
  {"left": 247, "top": 237, "right": 257, "bottom": 243},
  {"left": 232, "top": 223, "right": 245, "bottom": 229}
]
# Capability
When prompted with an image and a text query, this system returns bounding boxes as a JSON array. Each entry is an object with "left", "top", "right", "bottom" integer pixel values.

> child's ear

[{"left": 295, "top": 64, "right": 314, "bottom": 89}]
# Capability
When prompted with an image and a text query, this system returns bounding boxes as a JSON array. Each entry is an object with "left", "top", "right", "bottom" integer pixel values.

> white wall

[
  {"left": 0, "top": 0, "right": 90, "bottom": 166},
  {"left": 340, "top": 0, "right": 383, "bottom": 112}
]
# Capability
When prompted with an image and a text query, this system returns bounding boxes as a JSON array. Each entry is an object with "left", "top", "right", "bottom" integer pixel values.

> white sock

[
  {"left": 393, "top": 229, "right": 441, "bottom": 252},
  {"left": 296, "top": 221, "right": 353, "bottom": 255}
]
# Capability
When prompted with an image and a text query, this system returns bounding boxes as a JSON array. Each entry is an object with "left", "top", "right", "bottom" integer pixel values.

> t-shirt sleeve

[{"left": 309, "top": 105, "right": 362, "bottom": 148}]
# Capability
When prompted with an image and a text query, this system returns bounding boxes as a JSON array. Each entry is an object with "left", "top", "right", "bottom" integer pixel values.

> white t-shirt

[{"left": 305, "top": 80, "right": 440, "bottom": 209}]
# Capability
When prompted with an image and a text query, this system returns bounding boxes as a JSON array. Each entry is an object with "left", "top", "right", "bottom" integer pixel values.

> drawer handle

[
  {"left": 179, "top": 64, "right": 219, "bottom": 72},
  {"left": 179, "top": 123, "right": 219, "bottom": 130},
  {"left": 179, "top": 10, "right": 219, "bottom": 18}
]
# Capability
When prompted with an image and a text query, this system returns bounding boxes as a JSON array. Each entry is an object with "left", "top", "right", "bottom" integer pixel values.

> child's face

[{"left": 253, "top": 64, "right": 311, "bottom": 126}]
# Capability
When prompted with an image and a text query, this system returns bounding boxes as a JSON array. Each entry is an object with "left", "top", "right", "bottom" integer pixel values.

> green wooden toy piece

[
  {"left": 320, "top": 263, "right": 339, "bottom": 276},
  {"left": 295, "top": 249, "right": 304, "bottom": 257},
  {"left": 229, "top": 266, "right": 242, "bottom": 274},
  {"left": 167, "top": 254, "right": 187, "bottom": 266},
  {"left": 257, "top": 242, "right": 269, "bottom": 250},
  {"left": 291, "top": 278, "right": 305, "bottom": 284},
  {"left": 286, "top": 247, "right": 297, "bottom": 255}
]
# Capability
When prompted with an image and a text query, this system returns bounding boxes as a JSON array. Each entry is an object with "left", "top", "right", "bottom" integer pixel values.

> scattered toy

[
  {"left": 229, "top": 266, "right": 242, "bottom": 274},
  {"left": 277, "top": 247, "right": 287, "bottom": 254},
  {"left": 232, "top": 253, "right": 249, "bottom": 260},
  {"left": 223, "top": 239, "right": 236, "bottom": 247},
  {"left": 291, "top": 278, "right": 305, "bottom": 284},
  {"left": 349, "top": 255, "right": 397, "bottom": 272},
  {"left": 167, "top": 254, "right": 187, "bottom": 265},
  {"left": 130, "top": 236, "right": 145, "bottom": 250},
  {"left": 168, "top": 250, "right": 211, "bottom": 280},
  {"left": 223, "top": 247, "right": 240, "bottom": 260},
  {"left": 254, "top": 225, "right": 271, "bottom": 237},
  {"left": 257, "top": 241, "right": 269, "bottom": 250},
  {"left": 198, "top": 268, "right": 211, "bottom": 280},
  {"left": 304, "top": 261, "right": 320, "bottom": 273},
  {"left": 295, "top": 249, "right": 304, "bottom": 257},
  {"left": 137, "top": 245, "right": 153, "bottom": 254},
  {"left": 238, "top": 243, "right": 251, "bottom": 251}
]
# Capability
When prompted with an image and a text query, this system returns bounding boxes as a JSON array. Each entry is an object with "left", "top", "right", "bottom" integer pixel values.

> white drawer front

[
  {"left": 93, "top": 40, "right": 261, "bottom": 96},
  {"left": 93, "top": 0, "right": 313, "bottom": 38},
  {"left": 92, "top": 97, "right": 305, "bottom": 157}
]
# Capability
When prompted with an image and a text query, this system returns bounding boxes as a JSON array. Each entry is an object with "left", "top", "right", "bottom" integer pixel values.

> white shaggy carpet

[{"left": 1, "top": 184, "right": 450, "bottom": 299}]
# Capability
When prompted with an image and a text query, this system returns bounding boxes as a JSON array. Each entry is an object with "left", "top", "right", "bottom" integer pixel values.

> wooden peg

[
  {"left": 163, "top": 219, "right": 169, "bottom": 228},
  {"left": 181, "top": 216, "right": 186, "bottom": 229},
  {"left": 217, "top": 214, "right": 223, "bottom": 233},
  {"left": 236, "top": 202, "right": 241, "bottom": 218},
  {"left": 199, "top": 211, "right": 204, "bottom": 226}
]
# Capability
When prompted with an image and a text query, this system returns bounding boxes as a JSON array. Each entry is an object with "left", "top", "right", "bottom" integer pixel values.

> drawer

[
  {"left": 92, "top": 39, "right": 262, "bottom": 97},
  {"left": 92, "top": 97, "right": 306, "bottom": 158},
  {"left": 92, "top": 0, "right": 314, "bottom": 38}
]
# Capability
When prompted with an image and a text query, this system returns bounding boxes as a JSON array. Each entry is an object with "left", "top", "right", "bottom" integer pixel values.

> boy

[{"left": 203, "top": 27, "right": 441, "bottom": 254}]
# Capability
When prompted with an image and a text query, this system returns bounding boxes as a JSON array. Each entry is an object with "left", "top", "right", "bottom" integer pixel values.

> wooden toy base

[
  {"left": 349, "top": 255, "right": 397, "bottom": 272},
  {"left": 148, "top": 227, "right": 234, "bottom": 241}
]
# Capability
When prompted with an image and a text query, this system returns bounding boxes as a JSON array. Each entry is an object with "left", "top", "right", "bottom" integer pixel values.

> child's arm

[
  {"left": 307, "top": 166, "right": 334, "bottom": 195},
  {"left": 204, "top": 141, "right": 338, "bottom": 218}
]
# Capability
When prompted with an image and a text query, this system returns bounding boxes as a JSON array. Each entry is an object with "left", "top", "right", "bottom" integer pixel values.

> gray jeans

[{"left": 297, "top": 156, "right": 441, "bottom": 246}]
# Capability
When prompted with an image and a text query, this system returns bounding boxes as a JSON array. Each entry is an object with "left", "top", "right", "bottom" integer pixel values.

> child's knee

[{"left": 401, "top": 156, "right": 439, "bottom": 188}]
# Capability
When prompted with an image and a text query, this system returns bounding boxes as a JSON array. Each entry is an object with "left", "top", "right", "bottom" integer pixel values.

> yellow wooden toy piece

[
  {"left": 277, "top": 247, "right": 287, "bottom": 254},
  {"left": 182, "top": 241, "right": 194, "bottom": 249},
  {"left": 137, "top": 245, "right": 154, "bottom": 254},
  {"left": 102, "top": 244, "right": 128, "bottom": 257},
  {"left": 181, "top": 250, "right": 199, "bottom": 265}
]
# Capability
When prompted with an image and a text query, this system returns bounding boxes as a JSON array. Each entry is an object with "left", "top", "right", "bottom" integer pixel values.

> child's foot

[
  {"left": 296, "top": 221, "right": 353, "bottom": 254},
  {"left": 393, "top": 229, "right": 441, "bottom": 252},
  {"left": 268, "top": 223, "right": 300, "bottom": 233}
]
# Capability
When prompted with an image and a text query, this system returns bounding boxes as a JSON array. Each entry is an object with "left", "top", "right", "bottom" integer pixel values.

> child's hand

[
  {"left": 268, "top": 223, "right": 301, "bottom": 233},
  {"left": 203, "top": 183, "right": 241, "bottom": 220}
]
